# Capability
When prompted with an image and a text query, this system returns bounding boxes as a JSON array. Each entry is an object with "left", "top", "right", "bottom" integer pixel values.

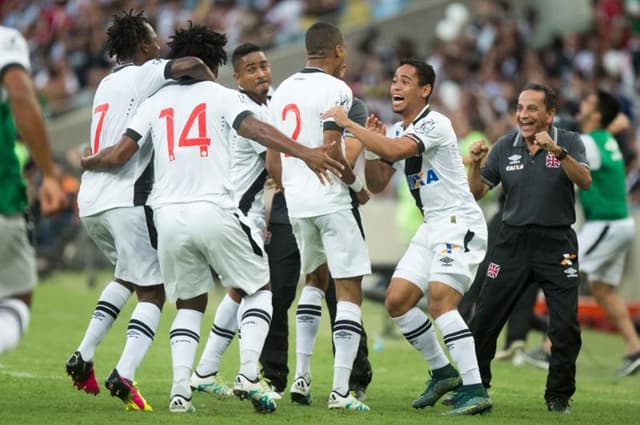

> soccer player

[
  {"left": 65, "top": 10, "right": 215, "bottom": 411},
  {"left": 269, "top": 22, "right": 371, "bottom": 411},
  {"left": 190, "top": 42, "right": 277, "bottom": 399},
  {"left": 0, "top": 25, "right": 66, "bottom": 355},
  {"left": 323, "top": 58, "right": 492, "bottom": 415},
  {"left": 576, "top": 90, "right": 639, "bottom": 375},
  {"left": 80, "top": 23, "right": 343, "bottom": 414}
]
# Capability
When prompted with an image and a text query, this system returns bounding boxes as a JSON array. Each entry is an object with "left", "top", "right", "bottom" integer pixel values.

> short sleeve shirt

[{"left": 480, "top": 127, "right": 589, "bottom": 226}]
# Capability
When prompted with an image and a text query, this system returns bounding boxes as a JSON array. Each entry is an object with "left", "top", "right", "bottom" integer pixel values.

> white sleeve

[
  {"left": 0, "top": 28, "right": 30, "bottom": 73},
  {"left": 135, "top": 58, "right": 172, "bottom": 98},
  {"left": 125, "top": 99, "right": 152, "bottom": 144},
  {"left": 322, "top": 81, "right": 352, "bottom": 130},
  {"left": 220, "top": 87, "right": 254, "bottom": 131},
  {"left": 580, "top": 134, "right": 601, "bottom": 170},
  {"left": 406, "top": 116, "right": 451, "bottom": 154}
]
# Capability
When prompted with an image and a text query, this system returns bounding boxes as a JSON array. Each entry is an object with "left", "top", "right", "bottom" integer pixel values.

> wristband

[
  {"left": 555, "top": 146, "right": 568, "bottom": 161},
  {"left": 349, "top": 177, "right": 364, "bottom": 192},
  {"left": 365, "top": 149, "right": 380, "bottom": 160}
]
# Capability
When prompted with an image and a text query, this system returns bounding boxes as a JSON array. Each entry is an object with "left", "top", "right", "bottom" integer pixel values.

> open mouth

[
  {"left": 391, "top": 94, "right": 405, "bottom": 106},
  {"left": 519, "top": 122, "right": 535, "bottom": 132}
]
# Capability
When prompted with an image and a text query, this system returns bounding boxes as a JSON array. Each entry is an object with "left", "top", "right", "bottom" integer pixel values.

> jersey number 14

[{"left": 159, "top": 103, "right": 211, "bottom": 161}]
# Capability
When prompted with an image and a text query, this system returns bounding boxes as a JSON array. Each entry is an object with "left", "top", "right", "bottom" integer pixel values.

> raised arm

[
  {"left": 467, "top": 140, "right": 491, "bottom": 200},
  {"left": 167, "top": 56, "right": 216, "bottom": 81},
  {"left": 534, "top": 131, "right": 591, "bottom": 190}
]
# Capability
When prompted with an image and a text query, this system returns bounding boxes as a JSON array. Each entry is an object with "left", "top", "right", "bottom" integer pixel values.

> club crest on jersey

[
  {"left": 413, "top": 118, "right": 436, "bottom": 135},
  {"left": 545, "top": 152, "right": 561, "bottom": 168},
  {"left": 506, "top": 154, "right": 524, "bottom": 171},
  {"left": 407, "top": 169, "right": 439, "bottom": 188},
  {"left": 487, "top": 262, "right": 500, "bottom": 279}
]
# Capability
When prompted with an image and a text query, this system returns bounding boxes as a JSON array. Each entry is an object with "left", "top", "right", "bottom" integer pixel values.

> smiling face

[
  {"left": 516, "top": 89, "right": 554, "bottom": 141},
  {"left": 390, "top": 64, "right": 431, "bottom": 121},
  {"left": 234, "top": 50, "right": 272, "bottom": 102}
]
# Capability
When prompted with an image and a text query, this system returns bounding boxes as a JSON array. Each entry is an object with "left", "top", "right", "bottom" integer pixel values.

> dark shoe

[
  {"left": 65, "top": 351, "right": 100, "bottom": 395},
  {"left": 412, "top": 367, "right": 462, "bottom": 409},
  {"left": 546, "top": 397, "right": 570, "bottom": 413},
  {"left": 521, "top": 346, "right": 550, "bottom": 370},
  {"left": 105, "top": 369, "right": 152, "bottom": 411},
  {"left": 443, "top": 386, "right": 492, "bottom": 416},
  {"left": 618, "top": 351, "right": 640, "bottom": 377}
]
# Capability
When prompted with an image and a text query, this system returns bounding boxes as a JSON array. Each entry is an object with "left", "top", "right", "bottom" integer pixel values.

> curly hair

[
  {"left": 168, "top": 22, "right": 227, "bottom": 75},
  {"left": 105, "top": 10, "right": 151, "bottom": 63}
]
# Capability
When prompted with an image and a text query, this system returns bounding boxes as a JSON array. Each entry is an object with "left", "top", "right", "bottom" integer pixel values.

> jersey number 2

[
  {"left": 281, "top": 103, "right": 300, "bottom": 157},
  {"left": 159, "top": 103, "right": 211, "bottom": 161}
]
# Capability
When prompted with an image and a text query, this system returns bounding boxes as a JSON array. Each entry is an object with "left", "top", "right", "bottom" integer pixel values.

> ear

[{"left": 422, "top": 84, "right": 432, "bottom": 102}]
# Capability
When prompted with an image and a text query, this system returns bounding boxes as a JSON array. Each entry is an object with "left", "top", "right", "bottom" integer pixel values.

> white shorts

[
  {"left": 82, "top": 206, "right": 162, "bottom": 286},
  {"left": 291, "top": 208, "right": 371, "bottom": 278},
  {"left": 578, "top": 217, "right": 635, "bottom": 286},
  {"left": 154, "top": 202, "right": 269, "bottom": 303},
  {"left": 0, "top": 215, "right": 36, "bottom": 298},
  {"left": 393, "top": 215, "right": 488, "bottom": 295}
]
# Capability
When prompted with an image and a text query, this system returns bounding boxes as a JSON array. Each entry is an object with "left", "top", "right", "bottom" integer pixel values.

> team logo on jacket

[
  {"left": 506, "top": 154, "right": 524, "bottom": 171},
  {"left": 487, "top": 262, "right": 501, "bottom": 278},
  {"left": 545, "top": 153, "right": 561, "bottom": 168},
  {"left": 407, "top": 169, "right": 439, "bottom": 188}
]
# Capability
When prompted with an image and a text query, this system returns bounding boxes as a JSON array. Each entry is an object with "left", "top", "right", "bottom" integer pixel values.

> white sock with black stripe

[
  {"left": 392, "top": 307, "right": 450, "bottom": 370},
  {"left": 332, "top": 301, "right": 362, "bottom": 394},
  {"left": 0, "top": 298, "right": 30, "bottom": 354},
  {"left": 238, "top": 290, "right": 272, "bottom": 381},
  {"left": 115, "top": 302, "right": 161, "bottom": 381},
  {"left": 436, "top": 309, "right": 482, "bottom": 385},
  {"left": 169, "top": 309, "right": 203, "bottom": 398},
  {"left": 294, "top": 285, "right": 324, "bottom": 382},
  {"left": 77, "top": 281, "right": 131, "bottom": 360},
  {"left": 195, "top": 293, "right": 239, "bottom": 377}
]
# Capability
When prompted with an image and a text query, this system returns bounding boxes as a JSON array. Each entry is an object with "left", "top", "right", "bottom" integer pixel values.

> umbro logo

[
  {"left": 564, "top": 267, "right": 578, "bottom": 278},
  {"left": 334, "top": 330, "right": 352, "bottom": 339},
  {"left": 440, "top": 256, "right": 454, "bottom": 266}
]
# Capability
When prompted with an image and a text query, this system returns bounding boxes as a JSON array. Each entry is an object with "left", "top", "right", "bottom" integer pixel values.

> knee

[
  {"left": 385, "top": 291, "right": 409, "bottom": 317},
  {"left": 136, "top": 284, "right": 166, "bottom": 308}
]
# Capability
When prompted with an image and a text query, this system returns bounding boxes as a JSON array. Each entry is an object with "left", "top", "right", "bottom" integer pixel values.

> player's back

[
  {"left": 78, "top": 59, "right": 171, "bottom": 217},
  {"left": 132, "top": 81, "right": 247, "bottom": 210},
  {"left": 270, "top": 69, "right": 352, "bottom": 218}
]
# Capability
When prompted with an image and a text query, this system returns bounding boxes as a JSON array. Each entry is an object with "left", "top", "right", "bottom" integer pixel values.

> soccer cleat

[
  {"left": 494, "top": 340, "right": 525, "bottom": 361},
  {"left": 441, "top": 388, "right": 462, "bottom": 406},
  {"left": 546, "top": 397, "right": 570, "bottom": 413},
  {"left": 351, "top": 387, "right": 367, "bottom": 401},
  {"left": 443, "top": 388, "right": 492, "bottom": 416},
  {"left": 328, "top": 391, "right": 370, "bottom": 411},
  {"left": 520, "top": 346, "right": 551, "bottom": 370},
  {"left": 289, "top": 376, "right": 312, "bottom": 405},
  {"left": 104, "top": 369, "right": 152, "bottom": 411},
  {"left": 190, "top": 371, "right": 233, "bottom": 398},
  {"left": 169, "top": 394, "right": 195, "bottom": 413},
  {"left": 65, "top": 351, "right": 100, "bottom": 395},
  {"left": 412, "top": 371, "right": 462, "bottom": 409},
  {"left": 617, "top": 351, "right": 640, "bottom": 377},
  {"left": 259, "top": 376, "right": 282, "bottom": 400},
  {"left": 233, "top": 374, "right": 277, "bottom": 413}
]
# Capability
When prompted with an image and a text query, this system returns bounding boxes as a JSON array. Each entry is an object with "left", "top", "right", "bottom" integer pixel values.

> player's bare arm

[
  {"left": 534, "top": 131, "right": 591, "bottom": 189},
  {"left": 81, "top": 136, "right": 139, "bottom": 171},
  {"left": 322, "top": 106, "right": 419, "bottom": 161},
  {"left": 4, "top": 66, "right": 66, "bottom": 216},
  {"left": 467, "top": 140, "right": 490, "bottom": 200},
  {"left": 168, "top": 56, "right": 216, "bottom": 82},
  {"left": 237, "top": 114, "right": 344, "bottom": 184},
  {"left": 266, "top": 148, "right": 283, "bottom": 191}
]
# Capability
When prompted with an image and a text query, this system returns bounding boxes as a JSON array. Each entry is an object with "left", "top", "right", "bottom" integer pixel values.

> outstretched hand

[
  {"left": 365, "top": 114, "right": 386, "bottom": 135},
  {"left": 303, "top": 141, "right": 344, "bottom": 185},
  {"left": 322, "top": 106, "right": 350, "bottom": 128}
]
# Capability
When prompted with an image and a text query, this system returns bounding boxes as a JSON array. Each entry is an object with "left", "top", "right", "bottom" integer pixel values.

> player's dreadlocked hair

[
  {"left": 106, "top": 10, "right": 151, "bottom": 63},
  {"left": 168, "top": 22, "right": 227, "bottom": 75}
]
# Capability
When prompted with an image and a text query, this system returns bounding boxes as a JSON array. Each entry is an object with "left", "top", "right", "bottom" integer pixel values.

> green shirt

[{"left": 579, "top": 129, "right": 628, "bottom": 220}]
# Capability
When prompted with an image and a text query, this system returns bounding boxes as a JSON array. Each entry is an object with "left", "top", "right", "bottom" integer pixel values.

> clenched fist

[{"left": 469, "top": 140, "right": 489, "bottom": 164}]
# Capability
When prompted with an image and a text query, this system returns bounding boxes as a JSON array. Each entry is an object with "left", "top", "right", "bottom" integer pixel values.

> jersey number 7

[{"left": 159, "top": 103, "right": 211, "bottom": 161}]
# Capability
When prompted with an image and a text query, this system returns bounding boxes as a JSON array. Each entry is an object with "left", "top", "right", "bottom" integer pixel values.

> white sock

[
  {"left": 0, "top": 298, "right": 30, "bottom": 354},
  {"left": 294, "top": 286, "right": 324, "bottom": 382},
  {"left": 77, "top": 281, "right": 131, "bottom": 360},
  {"left": 436, "top": 310, "right": 481, "bottom": 385},
  {"left": 238, "top": 290, "right": 272, "bottom": 381},
  {"left": 332, "top": 301, "right": 362, "bottom": 394},
  {"left": 115, "top": 302, "right": 161, "bottom": 381},
  {"left": 194, "top": 293, "right": 239, "bottom": 377},
  {"left": 169, "top": 309, "right": 203, "bottom": 398},
  {"left": 393, "top": 307, "right": 450, "bottom": 370}
]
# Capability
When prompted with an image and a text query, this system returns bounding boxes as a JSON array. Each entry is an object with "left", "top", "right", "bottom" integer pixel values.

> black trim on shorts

[
  {"left": 351, "top": 207, "right": 365, "bottom": 240},
  {"left": 234, "top": 213, "right": 263, "bottom": 257},
  {"left": 143, "top": 206, "right": 158, "bottom": 249},
  {"left": 239, "top": 169, "right": 268, "bottom": 215},
  {"left": 585, "top": 224, "right": 610, "bottom": 256}
]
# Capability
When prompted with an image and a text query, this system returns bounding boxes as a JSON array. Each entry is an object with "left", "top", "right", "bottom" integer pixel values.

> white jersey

[
  {"left": 390, "top": 105, "right": 483, "bottom": 223},
  {"left": 77, "top": 59, "right": 173, "bottom": 217},
  {"left": 126, "top": 80, "right": 254, "bottom": 209},
  {"left": 230, "top": 89, "right": 270, "bottom": 232},
  {"left": 270, "top": 68, "right": 353, "bottom": 218}
]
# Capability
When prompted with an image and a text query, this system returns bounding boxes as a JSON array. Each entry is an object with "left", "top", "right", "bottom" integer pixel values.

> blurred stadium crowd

[{"left": 2, "top": 0, "right": 640, "bottom": 276}]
